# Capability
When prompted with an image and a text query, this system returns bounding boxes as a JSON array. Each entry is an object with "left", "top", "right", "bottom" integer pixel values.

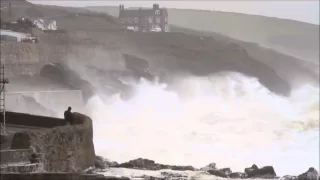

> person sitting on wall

[{"left": 64, "top": 106, "right": 73, "bottom": 125}]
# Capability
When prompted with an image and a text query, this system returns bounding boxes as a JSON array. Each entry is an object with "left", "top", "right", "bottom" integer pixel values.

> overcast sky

[{"left": 30, "top": 1, "right": 319, "bottom": 25}]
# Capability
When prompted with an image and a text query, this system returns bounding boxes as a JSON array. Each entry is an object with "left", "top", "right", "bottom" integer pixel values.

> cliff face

[
  {"left": 10, "top": 113, "right": 95, "bottom": 172},
  {"left": 1, "top": 30, "right": 291, "bottom": 97}
]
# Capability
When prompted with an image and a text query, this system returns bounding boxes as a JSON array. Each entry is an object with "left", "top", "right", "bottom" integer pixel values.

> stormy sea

[{"left": 84, "top": 72, "right": 319, "bottom": 177}]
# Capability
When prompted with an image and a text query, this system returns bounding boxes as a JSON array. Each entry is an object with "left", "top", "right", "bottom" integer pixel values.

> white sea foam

[{"left": 85, "top": 72, "right": 319, "bottom": 176}]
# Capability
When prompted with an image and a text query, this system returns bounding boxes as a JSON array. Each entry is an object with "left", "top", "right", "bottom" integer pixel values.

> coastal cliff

[{"left": 9, "top": 112, "right": 95, "bottom": 172}]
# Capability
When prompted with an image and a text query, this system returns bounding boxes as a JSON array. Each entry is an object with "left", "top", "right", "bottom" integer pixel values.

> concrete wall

[
  {"left": 0, "top": 33, "right": 99, "bottom": 78},
  {"left": 1, "top": 111, "right": 66, "bottom": 128},
  {"left": 1, "top": 163, "right": 44, "bottom": 173},
  {"left": 5, "top": 90, "right": 84, "bottom": 118},
  {"left": 8, "top": 112, "right": 95, "bottom": 172},
  {"left": 0, "top": 149, "right": 33, "bottom": 165}
]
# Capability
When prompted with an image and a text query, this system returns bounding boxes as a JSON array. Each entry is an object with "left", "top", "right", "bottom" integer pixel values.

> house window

[
  {"left": 134, "top": 17, "right": 139, "bottom": 23},
  {"left": 155, "top": 10, "right": 160, "bottom": 15},
  {"left": 155, "top": 16, "right": 161, "bottom": 24},
  {"left": 148, "top": 16, "right": 153, "bottom": 24}
]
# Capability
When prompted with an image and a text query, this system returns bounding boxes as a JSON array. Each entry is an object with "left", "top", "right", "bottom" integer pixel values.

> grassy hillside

[
  {"left": 1, "top": 1, "right": 317, "bottom": 96},
  {"left": 85, "top": 6, "right": 319, "bottom": 63},
  {"left": 0, "top": 1, "right": 123, "bottom": 31},
  {"left": 170, "top": 25, "right": 319, "bottom": 88}
]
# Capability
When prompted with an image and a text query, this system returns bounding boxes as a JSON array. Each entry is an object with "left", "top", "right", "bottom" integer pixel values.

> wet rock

[
  {"left": 244, "top": 164, "right": 259, "bottom": 175},
  {"left": 200, "top": 163, "right": 217, "bottom": 171},
  {"left": 207, "top": 169, "right": 228, "bottom": 178},
  {"left": 219, "top": 167, "right": 232, "bottom": 176},
  {"left": 95, "top": 176, "right": 130, "bottom": 180},
  {"left": 161, "top": 171, "right": 188, "bottom": 179},
  {"left": 280, "top": 175, "right": 298, "bottom": 180},
  {"left": 246, "top": 165, "right": 277, "bottom": 179},
  {"left": 116, "top": 158, "right": 195, "bottom": 171},
  {"left": 229, "top": 172, "right": 247, "bottom": 179},
  {"left": 298, "top": 167, "right": 319, "bottom": 180},
  {"left": 95, "top": 156, "right": 118, "bottom": 168},
  {"left": 170, "top": 165, "right": 195, "bottom": 171},
  {"left": 133, "top": 175, "right": 165, "bottom": 180}
]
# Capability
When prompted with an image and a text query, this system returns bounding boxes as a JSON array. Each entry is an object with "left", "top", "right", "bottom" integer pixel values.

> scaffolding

[{"left": 1, "top": 65, "right": 9, "bottom": 135}]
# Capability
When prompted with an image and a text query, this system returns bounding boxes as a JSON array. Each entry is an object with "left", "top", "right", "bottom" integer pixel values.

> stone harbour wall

[{"left": 8, "top": 112, "right": 95, "bottom": 172}]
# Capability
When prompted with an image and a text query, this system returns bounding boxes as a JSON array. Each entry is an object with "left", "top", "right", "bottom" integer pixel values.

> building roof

[{"left": 119, "top": 8, "right": 167, "bottom": 18}]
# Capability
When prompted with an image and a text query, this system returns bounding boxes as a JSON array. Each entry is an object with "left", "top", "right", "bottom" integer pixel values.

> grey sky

[{"left": 30, "top": 1, "right": 319, "bottom": 25}]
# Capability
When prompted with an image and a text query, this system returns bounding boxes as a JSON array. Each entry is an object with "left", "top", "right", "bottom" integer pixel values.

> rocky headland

[{"left": 92, "top": 157, "right": 319, "bottom": 180}]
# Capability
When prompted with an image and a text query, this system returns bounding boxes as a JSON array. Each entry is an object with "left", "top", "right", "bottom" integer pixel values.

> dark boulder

[
  {"left": 244, "top": 164, "right": 259, "bottom": 174},
  {"left": 128, "top": 158, "right": 155, "bottom": 169},
  {"left": 219, "top": 167, "right": 232, "bottom": 176},
  {"left": 281, "top": 175, "right": 298, "bottom": 180},
  {"left": 134, "top": 175, "right": 165, "bottom": 180},
  {"left": 116, "top": 158, "right": 195, "bottom": 171},
  {"left": 94, "top": 176, "right": 130, "bottom": 180},
  {"left": 246, "top": 165, "right": 277, "bottom": 179},
  {"left": 170, "top": 165, "right": 195, "bottom": 171},
  {"left": 298, "top": 167, "right": 319, "bottom": 180},
  {"left": 116, "top": 158, "right": 154, "bottom": 169},
  {"left": 160, "top": 172, "right": 188, "bottom": 179},
  {"left": 229, "top": 172, "right": 247, "bottom": 179},
  {"left": 207, "top": 169, "right": 228, "bottom": 178},
  {"left": 116, "top": 162, "right": 135, "bottom": 169},
  {"left": 200, "top": 163, "right": 217, "bottom": 171},
  {"left": 94, "top": 156, "right": 118, "bottom": 168}
]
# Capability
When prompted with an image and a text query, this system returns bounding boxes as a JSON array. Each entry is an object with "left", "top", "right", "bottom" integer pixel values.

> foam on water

[{"left": 85, "top": 72, "right": 319, "bottom": 176}]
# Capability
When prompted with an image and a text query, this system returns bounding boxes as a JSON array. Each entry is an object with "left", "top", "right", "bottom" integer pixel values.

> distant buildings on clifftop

[{"left": 118, "top": 4, "right": 169, "bottom": 33}]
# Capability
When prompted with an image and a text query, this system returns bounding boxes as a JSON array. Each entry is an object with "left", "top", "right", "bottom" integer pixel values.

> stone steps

[
  {"left": 1, "top": 163, "right": 44, "bottom": 173},
  {"left": 1, "top": 148, "right": 45, "bottom": 173},
  {"left": 0, "top": 149, "right": 33, "bottom": 165}
]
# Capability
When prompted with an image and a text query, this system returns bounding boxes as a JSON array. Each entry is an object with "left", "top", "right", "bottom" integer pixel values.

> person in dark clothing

[{"left": 64, "top": 106, "right": 73, "bottom": 125}]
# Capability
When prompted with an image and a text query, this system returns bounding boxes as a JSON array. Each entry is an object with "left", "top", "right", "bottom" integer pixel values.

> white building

[
  {"left": 33, "top": 19, "right": 58, "bottom": 30},
  {"left": 0, "top": 29, "right": 35, "bottom": 42}
]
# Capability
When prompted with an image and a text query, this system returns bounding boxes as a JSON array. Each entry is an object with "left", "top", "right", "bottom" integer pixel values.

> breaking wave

[{"left": 85, "top": 72, "right": 319, "bottom": 176}]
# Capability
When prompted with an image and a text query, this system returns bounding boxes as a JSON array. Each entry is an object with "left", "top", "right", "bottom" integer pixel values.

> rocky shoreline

[{"left": 91, "top": 156, "right": 319, "bottom": 180}]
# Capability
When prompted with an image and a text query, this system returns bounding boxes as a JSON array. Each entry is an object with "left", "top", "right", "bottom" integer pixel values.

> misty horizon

[{"left": 29, "top": 1, "right": 320, "bottom": 25}]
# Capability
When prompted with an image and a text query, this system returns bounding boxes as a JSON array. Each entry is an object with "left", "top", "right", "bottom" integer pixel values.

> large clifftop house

[{"left": 118, "top": 4, "right": 169, "bottom": 32}]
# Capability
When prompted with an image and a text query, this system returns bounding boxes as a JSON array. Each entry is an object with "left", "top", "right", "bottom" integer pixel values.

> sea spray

[{"left": 85, "top": 72, "right": 319, "bottom": 176}]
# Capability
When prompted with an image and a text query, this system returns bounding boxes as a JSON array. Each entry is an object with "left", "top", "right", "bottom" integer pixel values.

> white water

[{"left": 85, "top": 72, "right": 319, "bottom": 177}]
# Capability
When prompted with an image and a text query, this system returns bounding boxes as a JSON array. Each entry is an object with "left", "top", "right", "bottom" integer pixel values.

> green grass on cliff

[{"left": 85, "top": 6, "right": 319, "bottom": 63}]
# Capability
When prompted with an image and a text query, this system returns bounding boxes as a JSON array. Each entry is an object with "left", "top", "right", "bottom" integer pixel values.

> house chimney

[
  {"left": 119, "top": 4, "right": 124, "bottom": 11},
  {"left": 9, "top": 2, "right": 12, "bottom": 18},
  {"left": 153, "top": 4, "right": 159, "bottom": 10},
  {"left": 119, "top": 4, "right": 124, "bottom": 17}
]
